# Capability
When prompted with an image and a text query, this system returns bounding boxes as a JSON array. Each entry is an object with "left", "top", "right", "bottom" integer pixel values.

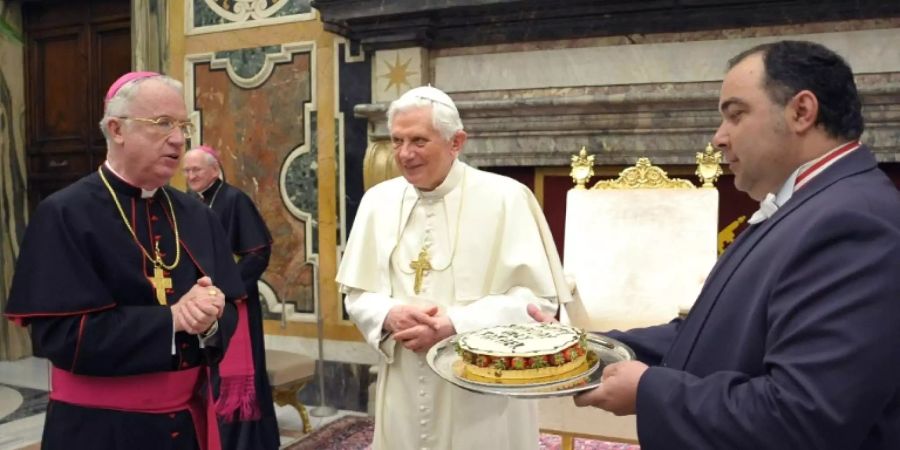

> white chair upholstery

[{"left": 563, "top": 157, "right": 719, "bottom": 331}]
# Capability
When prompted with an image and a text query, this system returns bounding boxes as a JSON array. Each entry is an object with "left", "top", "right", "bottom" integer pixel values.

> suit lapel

[{"left": 663, "top": 147, "right": 878, "bottom": 369}]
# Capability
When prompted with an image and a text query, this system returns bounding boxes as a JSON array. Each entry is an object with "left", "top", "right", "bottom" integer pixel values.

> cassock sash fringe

[{"left": 215, "top": 300, "right": 260, "bottom": 422}]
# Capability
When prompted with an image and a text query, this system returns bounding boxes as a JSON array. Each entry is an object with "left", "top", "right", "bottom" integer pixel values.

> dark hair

[{"left": 728, "top": 40, "right": 863, "bottom": 140}]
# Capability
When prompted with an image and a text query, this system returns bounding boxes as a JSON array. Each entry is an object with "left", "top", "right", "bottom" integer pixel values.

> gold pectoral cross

[
  {"left": 150, "top": 242, "right": 172, "bottom": 306},
  {"left": 409, "top": 248, "right": 432, "bottom": 295},
  {"left": 148, "top": 263, "right": 172, "bottom": 305}
]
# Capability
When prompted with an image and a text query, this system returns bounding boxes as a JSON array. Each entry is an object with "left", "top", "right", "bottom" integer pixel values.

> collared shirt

[
  {"left": 748, "top": 140, "right": 860, "bottom": 224},
  {"left": 103, "top": 160, "right": 158, "bottom": 198}
]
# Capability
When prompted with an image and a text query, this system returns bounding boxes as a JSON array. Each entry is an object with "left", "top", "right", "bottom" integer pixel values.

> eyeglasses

[{"left": 118, "top": 116, "right": 195, "bottom": 139}]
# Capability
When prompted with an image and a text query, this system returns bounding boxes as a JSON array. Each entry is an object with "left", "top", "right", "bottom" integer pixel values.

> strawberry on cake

[{"left": 454, "top": 322, "right": 589, "bottom": 383}]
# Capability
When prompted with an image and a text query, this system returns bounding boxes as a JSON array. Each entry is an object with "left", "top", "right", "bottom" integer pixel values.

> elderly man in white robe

[{"left": 337, "top": 86, "right": 570, "bottom": 450}]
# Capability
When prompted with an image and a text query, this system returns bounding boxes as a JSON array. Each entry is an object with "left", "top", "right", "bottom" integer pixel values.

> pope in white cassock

[{"left": 336, "top": 86, "right": 571, "bottom": 449}]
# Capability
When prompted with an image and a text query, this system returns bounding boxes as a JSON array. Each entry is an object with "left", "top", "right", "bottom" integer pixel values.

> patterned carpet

[
  {"left": 285, "top": 415, "right": 640, "bottom": 450},
  {"left": 286, "top": 416, "right": 373, "bottom": 450}
]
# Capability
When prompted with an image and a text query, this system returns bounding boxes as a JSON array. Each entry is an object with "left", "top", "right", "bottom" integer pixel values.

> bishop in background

[
  {"left": 336, "top": 86, "right": 571, "bottom": 450},
  {"left": 183, "top": 145, "right": 278, "bottom": 450}
]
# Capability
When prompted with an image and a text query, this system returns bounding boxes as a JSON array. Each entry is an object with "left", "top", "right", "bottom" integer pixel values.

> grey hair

[
  {"left": 98, "top": 75, "right": 184, "bottom": 144},
  {"left": 185, "top": 147, "right": 219, "bottom": 168},
  {"left": 387, "top": 86, "right": 463, "bottom": 141}
]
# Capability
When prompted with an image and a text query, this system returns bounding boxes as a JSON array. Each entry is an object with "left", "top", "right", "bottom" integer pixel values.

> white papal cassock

[{"left": 337, "top": 160, "right": 570, "bottom": 450}]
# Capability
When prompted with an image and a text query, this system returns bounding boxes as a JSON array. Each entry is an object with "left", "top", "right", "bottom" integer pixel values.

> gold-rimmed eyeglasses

[{"left": 118, "top": 116, "right": 195, "bottom": 139}]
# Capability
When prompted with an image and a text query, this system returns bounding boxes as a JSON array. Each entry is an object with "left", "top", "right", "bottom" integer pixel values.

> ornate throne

[{"left": 539, "top": 146, "right": 722, "bottom": 447}]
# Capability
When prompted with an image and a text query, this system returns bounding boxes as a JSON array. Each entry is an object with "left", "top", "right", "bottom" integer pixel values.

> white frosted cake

[{"left": 455, "top": 323, "right": 588, "bottom": 382}]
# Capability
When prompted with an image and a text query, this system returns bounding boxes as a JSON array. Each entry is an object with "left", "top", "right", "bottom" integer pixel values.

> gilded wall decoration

[{"left": 372, "top": 48, "right": 427, "bottom": 103}]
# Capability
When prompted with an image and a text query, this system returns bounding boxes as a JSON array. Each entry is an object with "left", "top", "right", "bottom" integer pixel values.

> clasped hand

[
  {"left": 172, "top": 276, "right": 225, "bottom": 335},
  {"left": 385, "top": 304, "right": 455, "bottom": 353}
]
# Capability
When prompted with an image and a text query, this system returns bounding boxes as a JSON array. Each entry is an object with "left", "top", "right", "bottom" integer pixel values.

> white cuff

[
  {"left": 345, "top": 289, "right": 399, "bottom": 361},
  {"left": 197, "top": 320, "right": 219, "bottom": 348},
  {"left": 447, "top": 287, "right": 557, "bottom": 334}
]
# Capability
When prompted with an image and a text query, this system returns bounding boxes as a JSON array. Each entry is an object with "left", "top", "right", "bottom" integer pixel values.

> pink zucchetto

[
  {"left": 196, "top": 145, "right": 222, "bottom": 167},
  {"left": 104, "top": 71, "right": 160, "bottom": 103}
]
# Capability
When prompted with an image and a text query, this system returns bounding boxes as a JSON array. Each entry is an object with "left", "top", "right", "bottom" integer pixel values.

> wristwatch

[{"left": 199, "top": 320, "right": 219, "bottom": 342}]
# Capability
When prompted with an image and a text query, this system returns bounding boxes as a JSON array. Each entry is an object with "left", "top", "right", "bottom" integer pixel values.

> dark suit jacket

[{"left": 606, "top": 146, "right": 900, "bottom": 449}]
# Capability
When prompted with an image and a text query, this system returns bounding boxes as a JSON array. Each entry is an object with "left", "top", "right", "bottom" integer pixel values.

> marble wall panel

[
  {"left": 192, "top": 47, "right": 316, "bottom": 314},
  {"left": 434, "top": 28, "right": 900, "bottom": 92},
  {"left": 357, "top": 73, "right": 900, "bottom": 167},
  {"left": 189, "top": 0, "right": 313, "bottom": 34}
]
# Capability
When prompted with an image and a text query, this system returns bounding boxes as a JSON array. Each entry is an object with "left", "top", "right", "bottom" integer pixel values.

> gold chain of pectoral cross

[
  {"left": 396, "top": 168, "right": 467, "bottom": 295},
  {"left": 99, "top": 168, "right": 180, "bottom": 305}
]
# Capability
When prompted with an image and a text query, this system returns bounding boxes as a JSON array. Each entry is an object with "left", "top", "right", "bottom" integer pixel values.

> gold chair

[{"left": 265, "top": 349, "right": 316, "bottom": 434}]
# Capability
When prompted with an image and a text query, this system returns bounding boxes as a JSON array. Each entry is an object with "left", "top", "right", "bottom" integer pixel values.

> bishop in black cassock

[
  {"left": 6, "top": 164, "right": 244, "bottom": 449},
  {"left": 5, "top": 73, "right": 246, "bottom": 450},
  {"left": 184, "top": 145, "right": 279, "bottom": 450}
]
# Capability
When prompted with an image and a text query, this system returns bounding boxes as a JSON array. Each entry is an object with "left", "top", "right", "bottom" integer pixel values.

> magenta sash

[
  {"left": 50, "top": 366, "right": 221, "bottom": 450},
  {"left": 215, "top": 300, "right": 260, "bottom": 422}
]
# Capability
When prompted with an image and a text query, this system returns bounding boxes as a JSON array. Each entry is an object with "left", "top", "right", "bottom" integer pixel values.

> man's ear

[
  {"left": 107, "top": 118, "right": 127, "bottom": 144},
  {"left": 787, "top": 90, "right": 819, "bottom": 134},
  {"left": 450, "top": 130, "right": 467, "bottom": 156}
]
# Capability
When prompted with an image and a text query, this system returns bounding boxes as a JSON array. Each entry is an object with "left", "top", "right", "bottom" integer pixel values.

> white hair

[
  {"left": 185, "top": 147, "right": 219, "bottom": 168},
  {"left": 387, "top": 86, "right": 463, "bottom": 141},
  {"left": 98, "top": 75, "right": 184, "bottom": 144}
]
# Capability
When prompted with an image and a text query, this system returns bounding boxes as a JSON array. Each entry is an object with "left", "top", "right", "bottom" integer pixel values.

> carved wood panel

[{"left": 23, "top": 0, "right": 130, "bottom": 211}]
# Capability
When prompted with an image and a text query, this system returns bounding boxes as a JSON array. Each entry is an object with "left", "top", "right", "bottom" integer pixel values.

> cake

[{"left": 454, "top": 323, "right": 589, "bottom": 383}]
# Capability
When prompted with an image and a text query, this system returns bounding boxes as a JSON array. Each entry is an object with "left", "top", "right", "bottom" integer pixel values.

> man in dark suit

[{"left": 530, "top": 40, "right": 900, "bottom": 449}]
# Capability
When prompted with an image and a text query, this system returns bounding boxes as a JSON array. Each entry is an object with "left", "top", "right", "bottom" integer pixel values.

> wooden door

[{"left": 24, "top": 0, "right": 130, "bottom": 211}]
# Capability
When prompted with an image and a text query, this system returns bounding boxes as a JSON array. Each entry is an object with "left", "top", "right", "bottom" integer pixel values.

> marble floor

[{"left": 0, "top": 357, "right": 365, "bottom": 450}]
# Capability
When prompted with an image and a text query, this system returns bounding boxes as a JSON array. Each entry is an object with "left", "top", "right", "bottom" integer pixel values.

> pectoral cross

[
  {"left": 149, "top": 243, "right": 173, "bottom": 306},
  {"left": 148, "top": 264, "right": 172, "bottom": 305},
  {"left": 409, "top": 248, "right": 432, "bottom": 295}
]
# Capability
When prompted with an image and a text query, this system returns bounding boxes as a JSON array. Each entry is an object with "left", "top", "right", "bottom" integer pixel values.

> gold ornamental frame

[{"left": 569, "top": 144, "right": 721, "bottom": 190}]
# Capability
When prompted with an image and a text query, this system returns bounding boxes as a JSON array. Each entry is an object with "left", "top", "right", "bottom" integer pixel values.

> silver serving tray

[{"left": 426, "top": 333, "right": 635, "bottom": 398}]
